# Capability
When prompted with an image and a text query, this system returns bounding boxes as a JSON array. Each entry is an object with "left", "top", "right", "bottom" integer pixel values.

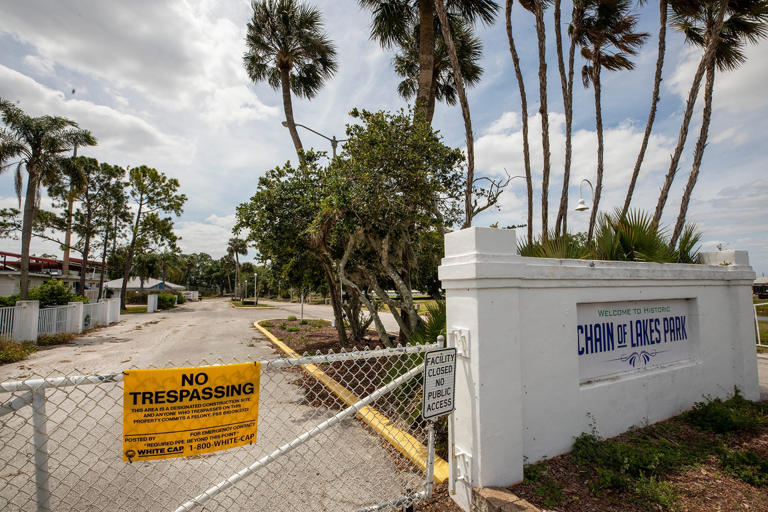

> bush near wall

[
  {"left": 31, "top": 280, "right": 88, "bottom": 307},
  {"left": 157, "top": 293, "right": 177, "bottom": 310}
]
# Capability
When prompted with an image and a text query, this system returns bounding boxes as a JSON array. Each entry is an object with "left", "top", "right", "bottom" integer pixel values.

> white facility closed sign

[
  {"left": 577, "top": 299, "right": 693, "bottom": 382},
  {"left": 422, "top": 348, "right": 456, "bottom": 419}
]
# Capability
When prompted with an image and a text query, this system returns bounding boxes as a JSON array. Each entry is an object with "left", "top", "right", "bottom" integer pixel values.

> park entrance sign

[
  {"left": 422, "top": 348, "right": 456, "bottom": 419},
  {"left": 577, "top": 299, "right": 693, "bottom": 382}
]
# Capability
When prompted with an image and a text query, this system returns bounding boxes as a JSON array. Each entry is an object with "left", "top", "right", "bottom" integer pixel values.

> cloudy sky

[{"left": 0, "top": 0, "right": 766, "bottom": 274}]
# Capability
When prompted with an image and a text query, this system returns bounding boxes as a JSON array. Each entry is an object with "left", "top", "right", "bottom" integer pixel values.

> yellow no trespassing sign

[{"left": 122, "top": 363, "right": 260, "bottom": 462}]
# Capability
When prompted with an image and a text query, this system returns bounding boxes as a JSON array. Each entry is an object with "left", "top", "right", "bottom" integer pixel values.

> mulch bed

[
  {"left": 510, "top": 413, "right": 768, "bottom": 511},
  {"left": 413, "top": 484, "right": 463, "bottom": 511}
]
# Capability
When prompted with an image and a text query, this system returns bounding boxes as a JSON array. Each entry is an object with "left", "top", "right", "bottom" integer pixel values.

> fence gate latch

[
  {"left": 453, "top": 448, "right": 472, "bottom": 485},
  {"left": 449, "top": 329, "right": 470, "bottom": 359}
]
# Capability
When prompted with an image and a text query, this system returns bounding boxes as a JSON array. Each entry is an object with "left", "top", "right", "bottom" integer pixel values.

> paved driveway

[{"left": 0, "top": 299, "right": 422, "bottom": 511}]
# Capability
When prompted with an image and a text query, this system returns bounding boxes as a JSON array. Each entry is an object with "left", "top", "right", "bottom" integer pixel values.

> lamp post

[
  {"left": 574, "top": 179, "right": 594, "bottom": 212},
  {"left": 281, "top": 121, "right": 347, "bottom": 158}
]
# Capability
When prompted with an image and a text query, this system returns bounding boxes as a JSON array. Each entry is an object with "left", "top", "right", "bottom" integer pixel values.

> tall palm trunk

[
  {"left": 417, "top": 0, "right": 436, "bottom": 122},
  {"left": 623, "top": 0, "right": 667, "bottom": 219},
  {"left": 98, "top": 223, "right": 109, "bottom": 301},
  {"left": 652, "top": 0, "right": 727, "bottom": 228},
  {"left": 78, "top": 190, "right": 92, "bottom": 297},
  {"left": 280, "top": 66, "right": 303, "bottom": 155},
  {"left": 120, "top": 196, "right": 143, "bottom": 310},
  {"left": 20, "top": 171, "right": 38, "bottom": 299},
  {"left": 505, "top": 0, "right": 534, "bottom": 244},
  {"left": 588, "top": 59, "right": 603, "bottom": 242},
  {"left": 534, "top": 0, "right": 551, "bottom": 241},
  {"left": 434, "top": 0, "right": 475, "bottom": 229},
  {"left": 553, "top": 0, "right": 572, "bottom": 237},
  {"left": 62, "top": 145, "right": 77, "bottom": 277},
  {"left": 670, "top": 61, "right": 715, "bottom": 247}
]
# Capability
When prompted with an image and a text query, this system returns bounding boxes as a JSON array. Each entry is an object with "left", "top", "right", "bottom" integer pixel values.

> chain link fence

[{"left": 1, "top": 343, "right": 441, "bottom": 511}]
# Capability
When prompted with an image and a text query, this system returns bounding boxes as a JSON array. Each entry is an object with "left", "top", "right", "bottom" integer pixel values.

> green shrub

[
  {"left": 532, "top": 478, "right": 564, "bottom": 508},
  {"left": 29, "top": 280, "right": 86, "bottom": 307},
  {"left": 278, "top": 323, "right": 287, "bottom": 330},
  {"left": 260, "top": 321, "right": 274, "bottom": 327},
  {"left": 175, "top": 292, "right": 186, "bottom": 304},
  {"left": 37, "top": 333, "right": 77, "bottom": 347},
  {"left": 523, "top": 463, "right": 546, "bottom": 483},
  {"left": 685, "top": 391, "right": 765, "bottom": 433},
  {"left": 157, "top": 293, "right": 176, "bottom": 310},
  {"left": 287, "top": 315, "right": 297, "bottom": 321},
  {"left": 0, "top": 341, "right": 36, "bottom": 364},
  {"left": 718, "top": 448, "right": 768, "bottom": 487},
  {"left": 127, "top": 291, "right": 149, "bottom": 305},
  {"left": 0, "top": 295, "right": 19, "bottom": 307},
  {"left": 286, "top": 327, "right": 300, "bottom": 333},
  {"left": 634, "top": 476, "right": 679, "bottom": 510},
  {"left": 300, "top": 319, "right": 308, "bottom": 325}
]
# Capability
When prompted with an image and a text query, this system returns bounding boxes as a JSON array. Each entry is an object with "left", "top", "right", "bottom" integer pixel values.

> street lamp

[
  {"left": 281, "top": 121, "right": 347, "bottom": 158},
  {"left": 575, "top": 179, "right": 594, "bottom": 212}
]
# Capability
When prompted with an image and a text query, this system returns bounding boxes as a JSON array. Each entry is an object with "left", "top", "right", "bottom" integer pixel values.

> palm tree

[
  {"left": 519, "top": 0, "right": 552, "bottom": 241},
  {"left": 669, "top": 0, "right": 768, "bottom": 246},
  {"left": 48, "top": 150, "right": 86, "bottom": 278},
  {"left": 358, "top": 0, "right": 498, "bottom": 122},
  {"left": 394, "top": 18, "right": 483, "bottom": 124},
  {"left": 228, "top": 238, "right": 248, "bottom": 299},
  {"left": 651, "top": 0, "right": 729, "bottom": 228},
  {"left": 622, "top": 0, "right": 701, "bottom": 218},
  {"left": 0, "top": 99, "right": 96, "bottom": 298},
  {"left": 505, "top": 0, "right": 534, "bottom": 244},
  {"left": 244, "top": 0, "right": 338, "bottom": 156},
  {"left": 575, "top": 0, "right": 648, "bottom": 242},
  {"left": 555, "top": 0, "right": 585, "bottom": 237}
]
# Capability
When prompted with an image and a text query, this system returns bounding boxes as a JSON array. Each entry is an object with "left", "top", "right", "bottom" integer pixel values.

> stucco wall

[{"left": 438, "top": 227, "right": 758, "bottom": 511}]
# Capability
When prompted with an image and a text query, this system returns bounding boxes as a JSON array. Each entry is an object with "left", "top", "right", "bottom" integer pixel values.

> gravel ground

[{"left": 0, "top": 299, "right": 422, "bottom": 511}]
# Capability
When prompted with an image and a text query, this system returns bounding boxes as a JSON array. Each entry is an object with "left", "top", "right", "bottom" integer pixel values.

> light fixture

[{"left": 574, "top": 178, "right": 594, "bottom": 212}]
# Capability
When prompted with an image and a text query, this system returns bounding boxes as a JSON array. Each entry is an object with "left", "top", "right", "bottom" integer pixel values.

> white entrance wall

[{"left": 438, "top": 227, "right": 758, "bottom": 511}]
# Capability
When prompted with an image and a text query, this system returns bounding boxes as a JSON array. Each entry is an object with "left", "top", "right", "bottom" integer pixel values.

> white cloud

[{"left": 22, "top": 54, "right": 54, "bottom": 76}]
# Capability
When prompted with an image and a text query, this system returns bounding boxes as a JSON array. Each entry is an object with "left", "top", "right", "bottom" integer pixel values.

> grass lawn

[
  {"left": 754, "top": 298, "right": 768, "bottom": 316},
  {"left": 758, "top": 320, "right": 768, "bottom": 345},
  {"left": 121, "top": 305, "right": 148, "bottom": 314}
]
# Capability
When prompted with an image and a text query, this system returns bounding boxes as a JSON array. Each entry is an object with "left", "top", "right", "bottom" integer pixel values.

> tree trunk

[
  {"left": 78, "top": 193, "right": 92, "bottom": 297},
  {"left": 553, "top": 0, "right": 572, "bottom": 237},
  {"left": 534, "top": 0, "right": 551, "bottom": 241},
  {"left": 280, "top": 66, "right": 303, "bottom": 156},
  {"left": 588, "top": 62, "right": 603, "bottom": 243},
  {"left": 98, "top": 224, "right": 109, "bottom": 301},
  {"left": 652, "top": 0, "right": 727, "bottom": 229},
  {"left": 416, "top": 0, "right": 436, "bottom": 122},
  {"left": 426, "top": 65, "right": 440, "bottom": 124},
  {"left": 20, "top": 170, "right": 38, "bottom": 299},
  {"left": 434, "top": 0, "right": 475, "bottom": 229},
  {"left": 63, "top": 145, "right": 77, "bottom": 277},
  {"left": 670, "top": 61, "right": 716, "bottom": 247},
  {"left": 506, "top": 0, "right": 534, "bottom": 244},
  {"left": 623, "top": 0, "right": 667, "bottom": 219},
  {"left": 120, "top": 196, "right": 143, "bottom": 310}
]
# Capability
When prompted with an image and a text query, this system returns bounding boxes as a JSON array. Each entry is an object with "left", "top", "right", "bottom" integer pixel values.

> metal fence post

[
  {"left": 425, "top": 420, "right": 435, "bottom": 499},
  {"left": 31, "top": 388, "right": 51, "bottom": 512}
]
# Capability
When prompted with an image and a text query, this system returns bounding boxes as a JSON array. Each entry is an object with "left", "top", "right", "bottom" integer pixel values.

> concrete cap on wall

[
  {"left": 699, "top": 250, "right": 749, "bottom": 267},
  {"left": 445, "top": 226, "right": 517, "bottom": 258}
]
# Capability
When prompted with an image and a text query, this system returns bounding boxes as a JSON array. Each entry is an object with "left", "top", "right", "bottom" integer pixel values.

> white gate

[{"left": 0, "top": 343, "right": 443, "bottom": 511}]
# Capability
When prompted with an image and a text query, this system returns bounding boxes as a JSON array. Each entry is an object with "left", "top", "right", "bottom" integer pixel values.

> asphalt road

[{"left": 0, "top": 299, "right": 421, "bottom": 511}]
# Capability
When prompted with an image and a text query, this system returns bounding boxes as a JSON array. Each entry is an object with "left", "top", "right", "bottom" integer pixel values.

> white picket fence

[
  {"left": 0, "top": 306, "right": 14, "bottom": 341},
  {"left": 37, "top": 305, "right": 74, "bottom": 336},
  {"left": 0, "top": 299, "right": 121, "bottom": 343}
]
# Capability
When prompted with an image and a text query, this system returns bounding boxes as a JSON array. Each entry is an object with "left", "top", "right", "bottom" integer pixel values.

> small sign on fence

[
  {"left": 122, "top": 363, "right": 261, "bottom": 461},
  {"left": 422, "top": 348, "right": 456, "bottom": 419}
]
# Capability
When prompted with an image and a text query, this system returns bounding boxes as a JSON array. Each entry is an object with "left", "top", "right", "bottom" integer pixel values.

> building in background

[{"left": 0, "top": 251, "right": 104, "bottom": 300}]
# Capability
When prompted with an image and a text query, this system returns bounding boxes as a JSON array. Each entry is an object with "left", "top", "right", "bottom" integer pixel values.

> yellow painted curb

[
  {"left": 254, "top": 320, "right": 450, "bottom": 483},
  {"left": 230, "top": 304, "right": 277, "bottom": 309}
]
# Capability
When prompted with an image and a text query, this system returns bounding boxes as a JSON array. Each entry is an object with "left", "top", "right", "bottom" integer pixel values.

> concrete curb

[
  {"left": 472, "top": 488, "right": 542, "bottom": 512},
  {"left": 230, "top": 304, "right": 277, "bottom": 310},
  {"left": 253, "top": 319, "right": 450, "bottom": 483}
]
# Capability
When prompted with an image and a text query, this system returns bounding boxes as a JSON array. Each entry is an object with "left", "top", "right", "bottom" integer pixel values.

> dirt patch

[
  {"left": 413, "top": 483, "right": 462, "bottom": 511},
  {"left": 261, "top": 318, "right": 391, "bottom": 354}
]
